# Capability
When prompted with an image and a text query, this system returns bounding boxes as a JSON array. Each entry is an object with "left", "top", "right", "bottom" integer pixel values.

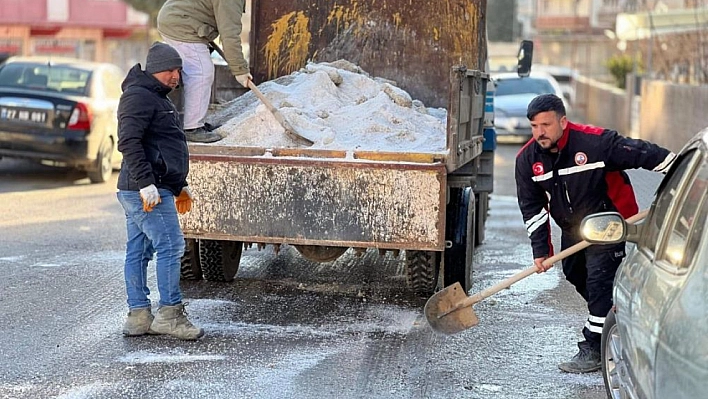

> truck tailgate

[{"left": 180, "top": 148, "right": 446, "bottom": 251}]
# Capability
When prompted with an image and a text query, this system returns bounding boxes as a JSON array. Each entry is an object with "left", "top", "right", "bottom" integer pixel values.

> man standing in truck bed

[{"left": 157, "top": 0, "right": 252, "bottom": 143}]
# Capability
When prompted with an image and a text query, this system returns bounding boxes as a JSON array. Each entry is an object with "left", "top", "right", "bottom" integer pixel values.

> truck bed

[{"left": 181, "top": 146, "right": 447, "bottom": 250}]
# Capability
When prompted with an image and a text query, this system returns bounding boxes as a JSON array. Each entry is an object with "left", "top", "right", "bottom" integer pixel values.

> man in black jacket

[
  {"left": 116, "top": 42, "right": 204, "bottom": 340},
  {"left": 515, "top": 94, "right": 675, "bottom": 373}
]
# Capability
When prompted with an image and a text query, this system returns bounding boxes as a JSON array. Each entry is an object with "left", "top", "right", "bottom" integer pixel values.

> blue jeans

[{"left": 117, "top": 189, "right": 185, "bottom": 309}]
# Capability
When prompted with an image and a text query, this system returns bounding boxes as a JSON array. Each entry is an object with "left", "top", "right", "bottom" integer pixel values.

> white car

[
  {"left": 580, "top": 127, "right": 708, "bottom": 399},
  {"left": 532, "top": 64, "right": 577, "bottom": 105},
  {"left": 491, "top": 71, "right": 568, "bottom": 140}
]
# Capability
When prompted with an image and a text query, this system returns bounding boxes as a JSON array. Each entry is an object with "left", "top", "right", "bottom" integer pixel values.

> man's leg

[
  {"left": 561, "top": 234, "right": 588, "bottom": 300},
  {"left": 161, "top": 37, "right": 221, "bottom": 143},
  {"left": 139, "top": 189, "right": 204, "bottom": 340},
  {"left": 117, "top": 191, "right": 155, "bottom": 336},
  {"left": 558, "top": 242, "right": 625, "bottom": 373},
  {"left": 583, "top": 243, "right": 626, "bottom": 348},
  {"left": 136, "top": 189, "right": 184, "bottom": 306}
]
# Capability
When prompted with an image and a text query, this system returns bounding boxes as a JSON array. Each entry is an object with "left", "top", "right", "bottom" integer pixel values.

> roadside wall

[
  {"left": 574, "top": 75, "right": 630, "bottom": 134},
  {"left": 639, "top": 81, "right": 708, "bottom": 153},
  {"left": 574, "top": 77, "right": 708, "bottom": 153}
]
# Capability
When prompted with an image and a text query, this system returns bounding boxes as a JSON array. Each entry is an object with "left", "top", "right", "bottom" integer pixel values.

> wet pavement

[{"left": 0, "top": 146, "right": 663, "bottom": 399}]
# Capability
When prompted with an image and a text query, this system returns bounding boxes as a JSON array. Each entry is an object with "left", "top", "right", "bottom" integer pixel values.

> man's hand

[
  {"left": 235, "top": 73, "right": 252, "bottom": 88},
  {"left": 139, "top": 184, "right": 161, "bottom": 212},
  {"left": 534, "top": 256, "right": 552, "bottom": 273},
  {"left": 175, "top": 187, "right": 193, "bottom": 214}
]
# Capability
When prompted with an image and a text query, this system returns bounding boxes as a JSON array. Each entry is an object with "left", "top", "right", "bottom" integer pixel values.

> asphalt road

[{"left": 0, "top": 148, "right": 662, "bottom": 399}]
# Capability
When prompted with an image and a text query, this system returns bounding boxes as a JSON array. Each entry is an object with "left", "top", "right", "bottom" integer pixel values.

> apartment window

[{"left": 47, "top": 0, "right": 69, "bottom": 22}]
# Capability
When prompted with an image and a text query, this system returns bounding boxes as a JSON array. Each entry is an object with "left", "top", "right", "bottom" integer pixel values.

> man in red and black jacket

[{"left": 515, "top": 94, "right": 675, "bottom": 373}]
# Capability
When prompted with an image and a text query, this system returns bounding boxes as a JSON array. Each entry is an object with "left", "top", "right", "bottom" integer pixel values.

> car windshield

[
  {"left": 495, "top": 77, "right": 556, "bottom": 96},
  {"left": 0, "top": 63, "right": 91, "bottom": 95}
]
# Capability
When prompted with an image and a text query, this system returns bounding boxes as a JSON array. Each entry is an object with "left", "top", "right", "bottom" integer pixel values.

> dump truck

[{"left": 177, "top": 0, "right": 496, "bottom": 296}]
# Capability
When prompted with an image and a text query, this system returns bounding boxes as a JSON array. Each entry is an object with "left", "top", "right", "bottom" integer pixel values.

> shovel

[
  {"left": 246, "top": 80, "right": 315, "bottom": 146},
  {"left": 424, "top": 209, "right": 648, "bottom": 335},
  {"left": 208, "top": 41, "right": 314, "bottom": 147}
]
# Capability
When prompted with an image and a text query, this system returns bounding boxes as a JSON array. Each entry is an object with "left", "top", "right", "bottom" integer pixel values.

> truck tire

[
  {"left": 443, "top": 187, "right": 475, "bottom": 293},
  {"left": 405, "top": 250, "right": 440, "bottom": 296},
  {"left": 294, "top": 245, "right": 348, "bottom": 263},
  {"left": 180, "top": 238, "right": 202, "bottom": 280},
  {"left": 474, "top": 192, "right": 488, "bottom": 246},
  {"left": 199, "top": 239, "right": 243, "bottom": 282}
]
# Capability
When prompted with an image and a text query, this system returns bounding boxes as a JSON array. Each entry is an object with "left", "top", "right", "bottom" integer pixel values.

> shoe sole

[
  {"left": 122, "top": 330, "right": 150, "bottom": 337},
  {"left": 148, "top": 327, "right": 205, "bottom": 340},
  {"left": 557, "top": 364, "right": 601, "bottom": 373}
]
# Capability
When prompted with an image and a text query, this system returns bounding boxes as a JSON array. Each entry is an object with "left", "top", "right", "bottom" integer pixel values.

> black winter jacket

[
  {"left": 515, "top": 122, "right": 674, "bottom": 259},
  {"left": 117, "top": 65, "right": 188, "bottom": 196}
]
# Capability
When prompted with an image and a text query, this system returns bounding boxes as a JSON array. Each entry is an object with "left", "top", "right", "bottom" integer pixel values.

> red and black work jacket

[{"left": 515, "top": 122, "right": 674, "bottom": 259}]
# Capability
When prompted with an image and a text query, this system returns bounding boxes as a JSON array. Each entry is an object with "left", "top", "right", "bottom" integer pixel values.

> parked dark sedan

[
  {"left": 0, "top": 56, "right": 124, "bottom": 183},
  {"left": 580, "top": 127, "right": 708, "bottom": 399}
]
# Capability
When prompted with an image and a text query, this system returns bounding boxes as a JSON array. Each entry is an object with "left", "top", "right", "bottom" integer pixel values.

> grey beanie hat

[{"left": 145, "top": 42, "right": 182, "bottom": 74}]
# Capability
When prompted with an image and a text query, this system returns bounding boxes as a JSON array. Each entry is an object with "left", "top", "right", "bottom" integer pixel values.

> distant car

[
  {"left": 0, "top": 56, "right": 125, "bottom": 183},
  {"left": 532, "top": 64, "right": 577, "bottom": 105},
  {"left": 580, "top": 127, "right": 708, "bottom": 399},
  {"left": 491, "top": 71, "right": 568, "bottom": 140}
]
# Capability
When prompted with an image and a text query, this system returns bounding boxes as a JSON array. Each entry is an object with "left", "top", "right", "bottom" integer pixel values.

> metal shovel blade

[{"left": 424, "top": 282, "right": 479, "bottom": 335}]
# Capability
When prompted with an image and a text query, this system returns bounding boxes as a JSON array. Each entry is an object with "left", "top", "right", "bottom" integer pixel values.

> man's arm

[
  {"left": 515, "top": 156, "right": 553, "bottom": 262},
  {"left": 117, "top": 90, "right": 155, "bottom": 189},
  {"left": 602, "top": 129, "right": 676, "bottom": 173},
  {"left": 213, "top": 0, "right": 249, "bottom": 77}
]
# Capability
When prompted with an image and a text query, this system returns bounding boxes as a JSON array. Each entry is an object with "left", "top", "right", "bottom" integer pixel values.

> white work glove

[
  {"left": 235, "top": 73, "right": 252, "bottom": 88},
  {"left": 139, "top": 184, "right": 161, "bottom": 212}
]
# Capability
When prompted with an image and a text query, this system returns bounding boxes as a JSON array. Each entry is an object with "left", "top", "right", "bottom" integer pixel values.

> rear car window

[
  {"left": 495, "top": 78, "right": 555, "bottom": 96},
  {"left": 0, "top": 63, "right": 91, "bottom": 95},
  {"left": 552, "top": 75, "right": 572, "bottom": 83}
]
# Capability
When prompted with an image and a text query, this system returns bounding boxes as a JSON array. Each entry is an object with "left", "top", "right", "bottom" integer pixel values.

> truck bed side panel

[
  {"left": 250, "top": 0, "right": 487, "bottom": 108},
  {"left": 180, "top": 156, "right": 447, "bottom": 250}
]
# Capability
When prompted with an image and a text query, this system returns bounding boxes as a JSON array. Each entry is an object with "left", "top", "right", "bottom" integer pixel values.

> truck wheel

[
  {"left": 199, "top": 240, "right": 243, "bottom": 282},
  {"left": 443, "top": 187, "right": 475, "bottom": 293},
  {"left": 405, "top": 250, "right": 440, "bottom": 296},
  {"left": 294, "top": 245, "right": 347, "bottom": 263},
  {"left": 87, "top": 137, "right": 113, "bottom": 184},
  {"left": 180, "top": 238, "right": 202, "bottom": 280},
  {"left": 474, "top": 192, "right": 488, "bottom": 246}
]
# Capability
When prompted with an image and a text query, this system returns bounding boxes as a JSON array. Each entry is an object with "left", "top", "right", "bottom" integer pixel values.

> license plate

[{"left": 0, "top": 107, "right": 47, "bottom": 123}]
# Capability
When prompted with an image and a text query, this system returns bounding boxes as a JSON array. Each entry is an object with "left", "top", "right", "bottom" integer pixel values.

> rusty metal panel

[
  {"left": 180, "top": 157, "right": 447, "bottom": 250},
  {"left": 250, "top": 0, "right": 487, "bottom": 108},
  {"left": 445, "top": 67, "right": 487, "bottom": 172}
]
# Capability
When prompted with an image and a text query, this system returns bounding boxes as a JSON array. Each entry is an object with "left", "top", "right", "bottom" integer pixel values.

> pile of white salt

[{"left": 209, "top": 60, "right": 448, "bottom": 153}]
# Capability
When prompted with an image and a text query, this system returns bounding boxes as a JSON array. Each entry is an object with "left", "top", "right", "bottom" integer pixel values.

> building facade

[
  {"left": 533, "top": 0, "right": 707, "bottom": 83},
  {"left": 0, "top": 0, "right": 151, "bottom": 72}
]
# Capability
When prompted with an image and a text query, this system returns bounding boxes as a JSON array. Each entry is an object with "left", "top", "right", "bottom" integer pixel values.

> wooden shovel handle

[
  {"left": 459, "top": 209, "right": 649, "bottom": 309},
  {"left": 246, "top": 80, "right": 315, "bottom": 146},
  {"left": 208, "top": 40, "right": 313, "bottom": 146},
  {"left": 247, "top": 81, "right": 292, "bottom": 129}
]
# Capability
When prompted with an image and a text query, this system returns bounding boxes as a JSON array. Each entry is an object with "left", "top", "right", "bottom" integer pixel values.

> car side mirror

[
  {"left": 517, "top": 40, "right": 533, "bottom": 78},
  {"left": 580, "top": 212, "right": 627, "bottom": 243}
]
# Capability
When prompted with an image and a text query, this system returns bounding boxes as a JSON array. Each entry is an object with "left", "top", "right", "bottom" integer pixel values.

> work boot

[
  {"left": 122, "top": 307, "right": 154, "bottom": 336},
  {"left": 185, "top": 126, "right": 222, "bottom": 143},
  {"left": 203, "top": 122, "right": 222, "bottom": 132},
  {"left": 149, "top": 304, "right": 205, "bottom": 340},
  {"left": 558, "top": 341, "right": 601, "bottom": 373}
]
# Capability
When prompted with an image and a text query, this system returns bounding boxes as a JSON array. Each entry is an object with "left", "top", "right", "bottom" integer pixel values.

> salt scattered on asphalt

[{"left": 118, "top": 351, "right": 226, "bottom": 364}]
